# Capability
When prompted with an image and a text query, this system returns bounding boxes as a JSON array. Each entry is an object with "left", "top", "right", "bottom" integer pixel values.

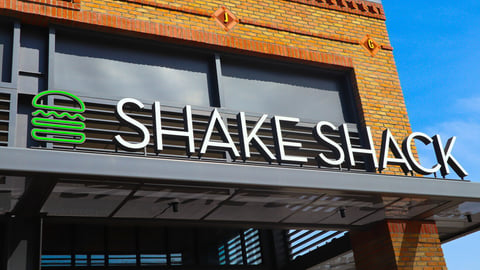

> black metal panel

[
  {"left": 107, "top": 226, "right": 136, "bottom": 253},
  {"left": 42, "top": 223, "right": 73, "bottom": 254},
  {"left": 0, "top": 20, "right": 13, "bottom": 83},
  {"left": 0, "top": 220, "right": 4, "bottom": 269},
  {"left": 18, "top": 26, "right": 47, "bottom": 95},
  {"left": 4, "top": 216, "right": 42, "bottom": 270},
  {"left": 14, "top": 94, "right": 41, "bottom": 148}
]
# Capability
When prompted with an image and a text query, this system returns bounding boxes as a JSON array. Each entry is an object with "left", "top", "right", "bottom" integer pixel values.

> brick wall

[
  {"left": 2, "top": 1, "right": 447, "bottom": 268},
  {"left": 351, "top": 220, "right": 448, "bottom": 270},
  {"left": 0, "top": 0, "right": 412, "bottom": 174}
]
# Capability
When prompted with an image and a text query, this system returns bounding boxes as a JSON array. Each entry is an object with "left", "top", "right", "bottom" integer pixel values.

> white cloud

[{"left": 454, "top": 96, "right": 480, "bottom": 115}]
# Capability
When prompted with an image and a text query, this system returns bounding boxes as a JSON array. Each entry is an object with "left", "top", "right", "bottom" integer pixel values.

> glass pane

[
  {"left": 221, "top": 57, "right": 351, "bottom": 123},
  {"left": 54, "top": 31, "right": 212, "bottom": 106}
]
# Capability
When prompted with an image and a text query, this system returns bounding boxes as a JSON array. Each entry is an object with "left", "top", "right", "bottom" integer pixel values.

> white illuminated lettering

[
  {"left": 272, "top": 116, "right": 307, "bottom": 164},
  {"left": 340, "top": 124, "right": 378, "bottom": 169},
  {"left": 200, "top": 108, "right": 240, "bottom": 158},
  {"left": 313, "top": 121, "right": 345, "bottom": 166},
  {"left": 402, "top": 132, "right": 441, "bottom": 175},
  {"left": 110, "top": 97, "right": 468, "bottom": 180},
  {"left": 379, "top": 129, "right": 412, "bottom": 174},
  {"left": 114, "top": 98, "right": 150, "bottom": 150},
  {"left": 237, "top": 112, "right": 275, "bottom": 161},
  {"left": 432, "top": 135, "right": 468, "bottom": 179},
  {"left": 153, "top": 102, "right": 195, "bottom": 155}
]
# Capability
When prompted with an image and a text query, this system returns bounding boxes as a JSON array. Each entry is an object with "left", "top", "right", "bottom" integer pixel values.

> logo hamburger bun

[{"left": 31, "top": 90, "right": 86, "bottom": 144}]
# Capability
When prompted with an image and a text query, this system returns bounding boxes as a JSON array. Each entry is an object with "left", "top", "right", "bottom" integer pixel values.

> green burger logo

[{"left": 31, "top": 90, "right": 86, "bottom": 144}]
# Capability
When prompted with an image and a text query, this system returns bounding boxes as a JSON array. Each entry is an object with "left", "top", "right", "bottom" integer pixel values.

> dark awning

[{"left": 0, "top": 147, "right": 479, "bottom": 241}]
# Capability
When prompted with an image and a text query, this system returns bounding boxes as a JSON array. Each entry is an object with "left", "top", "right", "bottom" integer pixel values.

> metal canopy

[
  {"left": 1, "top": 147, "right": 480, "bottom": 241},
  {"left": 1, "top": 148, "right": 480, "bottom": 199}
]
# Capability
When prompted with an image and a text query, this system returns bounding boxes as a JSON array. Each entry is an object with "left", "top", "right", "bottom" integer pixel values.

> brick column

[{"left": 350, "top": 220, "right": 447, "bottom": 270}]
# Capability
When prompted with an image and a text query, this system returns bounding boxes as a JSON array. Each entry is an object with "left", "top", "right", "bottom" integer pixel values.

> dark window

[
  {"left": 0, "top": 21, "right": 13, "bottom": 83},
  {"left": 50, "top": 29, "right": 357, "bottom": 125},
  {"left": 53, "top": 31, "right": 213, "bottom": 106},
  {"left": 220, "top": 57, "right": 354, "bottom": 123},
  {"left": 41, "top": 223, "right": 263, "bottom": 268}
]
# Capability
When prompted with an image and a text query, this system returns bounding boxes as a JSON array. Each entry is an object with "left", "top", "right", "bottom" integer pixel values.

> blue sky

[{"left": 382, "top": 1, "right": 480, "bottom": 269}]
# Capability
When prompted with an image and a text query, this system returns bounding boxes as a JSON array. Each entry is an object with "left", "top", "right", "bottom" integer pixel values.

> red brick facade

[
  {"left": 1, "top": 1, "right": 446, "bottom": 268},
  {"left": 351, "top": 220, "right": 448, "bottom": 270},
  {"left": 0, "top": 1, "right": 411, "bottom": 176}
]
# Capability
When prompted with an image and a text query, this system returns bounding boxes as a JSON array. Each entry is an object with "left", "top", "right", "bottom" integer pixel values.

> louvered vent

[
  {"left": 219, "top": 228, "right": 262, "bottom": 265},
  {"left": 287, "top": 229, "right": 347, "bottom": 260},
  {"left": 0, "top": 92, "right": 10, "bottom": 147}
]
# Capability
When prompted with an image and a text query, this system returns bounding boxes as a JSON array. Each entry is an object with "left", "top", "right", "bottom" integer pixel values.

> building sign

[
  {"left": 31, "top": 90, "right": 86, "bottom": 144},
  {"left": 30, "top": 91, "right": 469, "bottom": 179}
]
